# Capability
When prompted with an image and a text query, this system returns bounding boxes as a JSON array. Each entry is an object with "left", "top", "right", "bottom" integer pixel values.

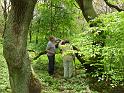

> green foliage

[
  {"left": 72, "top": 12, "right": 124, "bottom": 88},
  {"left": 108, "top": 0, "right": 124, "bottom": 4},
  {"left": 28, "top": 0, "right": 83, "bottom": 51},
  {"left": 1, "top": 0, "right": 124, "bottom": 92},
  {"left": 99, "top": 12, "right": 124, "bottom": 87},
  {"left": 0, "top": 39, "right": 10, "bottom": 93}
]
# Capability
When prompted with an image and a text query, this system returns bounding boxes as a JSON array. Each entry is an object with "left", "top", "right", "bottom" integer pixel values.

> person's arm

[
  {"left": 59, "top": 40, "right": 64, "bottom": 45},
  {"left": 58, "top": 41, "right": 64, "bottom": 49},
  {"left": 46, "top": 49, "right": 55, "bottom": 54}
]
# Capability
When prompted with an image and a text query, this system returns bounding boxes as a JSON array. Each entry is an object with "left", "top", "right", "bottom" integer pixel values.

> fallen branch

[
  {"left": 33, "top": 50, "right": 47, "bottom": 60},
  {"left": 72, "top": 46, "right": 85, "bottom": 65},
  {"left": 104, "top": 0, "right": 124, "bottom": 12},
  {"left": 28, "top": 44, "right": 85, "bottom": 65}
]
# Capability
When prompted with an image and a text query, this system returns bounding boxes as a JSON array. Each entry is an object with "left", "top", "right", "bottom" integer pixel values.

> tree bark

[
  {"left": 76, "top": 0, "right": 97, "bottom": 22},
  {"left": 104, "top": 0, "right": 124, "bottom": 12},
  {"left": 3, "top": 0, "right": 41, "bottom": 93}
]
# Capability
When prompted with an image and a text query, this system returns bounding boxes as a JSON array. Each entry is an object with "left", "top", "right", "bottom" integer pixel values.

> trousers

[
  {"left": 47, "top": 55, "right": 55, "bottom": 75},
  {"left": 63, "top": 61, "right": 73, "bottom": 78}
]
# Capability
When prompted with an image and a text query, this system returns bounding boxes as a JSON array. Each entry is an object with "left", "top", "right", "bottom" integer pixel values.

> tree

[
  {"left": 76, "top": 0, "right": 97, "bottom": 22},
  {"left": 76, "top": 0, "right": 124, "bottom": 22},
  {"left": 3, "top": 0, "right": 41, "bottom": 93}
]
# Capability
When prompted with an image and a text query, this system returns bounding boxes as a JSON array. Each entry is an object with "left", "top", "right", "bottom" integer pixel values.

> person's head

[
  {"left": 49, "top": 35, "right": 55, "bottom": 42},
  {"left": 64, "top": 40, "right": 70, "bottom": 44},
  {"left": 61, "top": 39, "right": 69, "bottom": 45},
  {"left": 61, "top": 40, "right": 65, "bottom": 45}
]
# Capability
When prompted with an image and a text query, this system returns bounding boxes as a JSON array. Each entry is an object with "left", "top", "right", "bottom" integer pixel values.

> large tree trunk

[
  {"left": 76, "top": 0, "right": 97, "bottom": 22},
  {"left": 3, "top": 0, "right": 41, "bottom": 93}
]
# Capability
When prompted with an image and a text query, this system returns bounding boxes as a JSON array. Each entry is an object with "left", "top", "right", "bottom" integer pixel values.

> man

[{"left": 46, "top": 36, "right": 56, "bottom": 76}]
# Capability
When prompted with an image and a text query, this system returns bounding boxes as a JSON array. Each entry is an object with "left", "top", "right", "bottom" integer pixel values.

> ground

[{"left": 32, "top": 54, "right": 96, "bottom": 93}]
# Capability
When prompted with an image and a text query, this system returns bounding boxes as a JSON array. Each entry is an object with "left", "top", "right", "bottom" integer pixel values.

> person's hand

[{"left": 60, "top": 40, "right": 65, "bottom": 45}]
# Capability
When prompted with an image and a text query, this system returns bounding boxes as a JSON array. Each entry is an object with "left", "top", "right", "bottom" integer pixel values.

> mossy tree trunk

[
  {"left": 3, "top": 0, "right": 41, "bottom": 93},
  {"left": 76, "top": 0, "right": 97, "bottom": 22}
]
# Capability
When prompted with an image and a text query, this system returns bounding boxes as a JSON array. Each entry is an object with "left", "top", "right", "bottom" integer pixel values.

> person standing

[
  {"left": 46, "top": 36, "right": 56, "bottom": 76},
  {"left": 59, "top": 40, "right": 74, "bottom": 78}
]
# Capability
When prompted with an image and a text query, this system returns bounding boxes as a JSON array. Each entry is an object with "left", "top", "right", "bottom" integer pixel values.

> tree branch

[
  {"left": 104, "top": 0, "right": 124, "bottom": 12},
  {"left": 33, "top": 50, "right": 47, "bottom": 60},
  {"left": 73, "top": 3, "right": 80, "bottom": 9},
  {"left": 72, "top": 46, "right": 85, "bottom": 65},
  {"left": 31, "top": 45, "right": 85, "bottom": 65},
  {"left": 75, "top": 0, "right": 97, "bottom": 22}
]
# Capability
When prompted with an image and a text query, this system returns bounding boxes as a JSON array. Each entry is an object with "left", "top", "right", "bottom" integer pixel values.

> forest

[{"left": 0, "top": 0, "right": 124, "bottom": 93}]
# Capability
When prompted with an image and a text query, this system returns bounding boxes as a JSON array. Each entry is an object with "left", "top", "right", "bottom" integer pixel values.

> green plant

[{"left": 72, "top": 12, "right": 124, "bottom": 88}]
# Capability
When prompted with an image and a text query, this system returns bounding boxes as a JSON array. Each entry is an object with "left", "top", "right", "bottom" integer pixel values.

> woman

[
  {"left": 59, "top": 40, "right": 74, "bottom": 78},
  {"left": 46, "top": 36, "right": 56, "bottom": 76}
]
